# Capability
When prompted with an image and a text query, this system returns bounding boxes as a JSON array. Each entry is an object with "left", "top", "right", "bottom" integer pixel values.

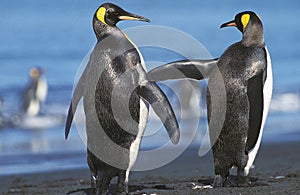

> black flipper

[
  {"left": 147, "top": 59, "right": 218, "bottom": 82},
  {"left": 138, "top": 81, "right": 180, "bottom": 144},
  {"left": 246, "top": 70, "right": 265, "bottom": 153},
  {"left": 65, "top": 63, "right": 89, "bottom": 139},
  {"left": 65, "top": 102, "right": 75, "bottom": 139}
]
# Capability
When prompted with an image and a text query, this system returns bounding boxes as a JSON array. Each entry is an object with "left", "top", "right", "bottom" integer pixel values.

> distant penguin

[
  {"left": 65, "top": 3, "right": 180, "bottom": 194},
  {"left": 22, "top": 67, "right": 48, "bottom": 116},
  {"left": 148, "top": 11, "right": 273, "bottom": 187}
]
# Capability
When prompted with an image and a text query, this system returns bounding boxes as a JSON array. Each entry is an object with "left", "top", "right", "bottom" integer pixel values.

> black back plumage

[{"left": 213, "top": 41, "right": 266, "bottom": 154}]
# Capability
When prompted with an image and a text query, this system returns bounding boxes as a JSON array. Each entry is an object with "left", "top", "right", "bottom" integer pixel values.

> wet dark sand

[{"left": 1, "top": 141, "right": 300, "bottom": 194}]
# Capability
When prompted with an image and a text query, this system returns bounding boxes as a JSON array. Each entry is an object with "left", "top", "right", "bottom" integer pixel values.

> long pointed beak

[
  {"left": 220, "top": 20, "right": 237, "bottom": 28},
  {"left": 119, "top": 12, "right": 150, "bottom": 23}
]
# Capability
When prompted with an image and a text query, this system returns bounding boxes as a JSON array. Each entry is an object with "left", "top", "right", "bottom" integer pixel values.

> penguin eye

[
  {"left": 105, "top": 8, "right": 119, "bottom": 23},
  {"left": 106, "top": 8, "right": 114, "bottom": 15}
]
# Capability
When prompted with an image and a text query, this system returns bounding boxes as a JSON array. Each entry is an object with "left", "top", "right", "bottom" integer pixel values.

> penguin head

[
  {"left": 30, "top": 67, "right": 42, "bottom": 79},
  {"left": 220, "top": 11, "right": 262, "bottom": 33},
  {"left": 94, "top": 3, "right": 150, "bottom": 27},
  {"left": 220, "top": 11, "right": 264, "bottom": 46}
]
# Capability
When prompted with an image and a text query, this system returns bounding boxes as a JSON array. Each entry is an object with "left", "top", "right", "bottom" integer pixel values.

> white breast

[
  {"left": 126, "top": 99, "right": 148, "bottom": 183},
  {"left": 245, "top": 47, "right": 273, "bottom": 175},
  {"left": 36, "top": 78, "right": 48, "bottom": 102}
]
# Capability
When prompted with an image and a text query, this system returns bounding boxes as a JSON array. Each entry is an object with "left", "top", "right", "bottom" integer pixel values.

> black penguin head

[
  {"left": 220, "top": 11, "right": 262, "bottom": 33},
  {"left": 94, "top": 3, "right": 150, "bottom": 27},
  {"left": 220, "top": 11, "right": 264, "bottom": 46}
]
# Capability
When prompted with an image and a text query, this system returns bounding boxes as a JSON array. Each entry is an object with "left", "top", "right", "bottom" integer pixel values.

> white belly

[
  {"left": 126, "top": 99, "right": 148, "bottom": 183},
  {"left": 36, "top": 78, "right": 48, "bottom": 102}
]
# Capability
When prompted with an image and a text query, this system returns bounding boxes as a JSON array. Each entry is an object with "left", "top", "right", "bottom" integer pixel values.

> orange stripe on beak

[
  {"left": 220, "top": 20, "right": 237, "bottom": 28},
  {"left": 225, "top": 22, "right": 237, "bottom": 27}
]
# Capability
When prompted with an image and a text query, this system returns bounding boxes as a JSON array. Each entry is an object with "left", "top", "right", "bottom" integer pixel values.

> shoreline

[{"left": 1, "top": 141, "right": 300, "bottom": 194}]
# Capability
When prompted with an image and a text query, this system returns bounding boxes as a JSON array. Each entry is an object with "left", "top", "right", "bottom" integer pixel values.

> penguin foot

[
  {"left": 116, "top": 186, "right": 128, "bottom": 195},
  {"left": 237, "top": 175, "right": 250, "bottom": 187},
  {"left": 116, "top": 192, "right": 128, "bottom": 195},
  {"left": 223, "top": 178, "right": 232, "bottom": 187},
  {"left": 92, "top": 176, "right": 98, "bottom": 185},
  {"left": 94, "top": 188, "right": 109, "bottom": 195},
  {"left": 213, "top": 175, "right": 224, "bottom": 188},
  {"left": 116, "top": 171, "right": 128, "bottom": 194},
  {"left": 90, "top": 177, "right": 110, "bottom": 195},
  {"left": 91, "top": 175, "right": 98, "bottom": 194}
]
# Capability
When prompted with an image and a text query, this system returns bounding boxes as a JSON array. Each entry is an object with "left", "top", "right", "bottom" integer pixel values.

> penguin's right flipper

[
  {"left": 246, "top": 71, "right": 265, "bottom": 152},
  {"left": 65, "top": 64, "right": 89, "bottom": 139},
  {"left": 147, "top": 59, "right": 218, "bottom": 82},
  {"left": 138, "top": 81, "right": 180, "bottom": 144}
]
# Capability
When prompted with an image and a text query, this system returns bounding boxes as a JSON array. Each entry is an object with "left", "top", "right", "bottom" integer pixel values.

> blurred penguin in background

[{"left": 22, "top": 67, "right": 48, "bottom": 116}]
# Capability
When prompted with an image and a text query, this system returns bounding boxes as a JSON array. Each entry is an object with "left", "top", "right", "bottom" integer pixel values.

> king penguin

[
  {"left": 148, "top": 11, "right": 273, "bottom": 187},
  {"left": 65, "top": 3, "right": 180, "bottom": 194},
  {"left": 22, "top": 67, "right": 48, "bottom": 116}
]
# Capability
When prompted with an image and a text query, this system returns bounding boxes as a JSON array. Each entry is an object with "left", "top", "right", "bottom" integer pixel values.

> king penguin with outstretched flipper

[
  {"left": 148, "top": 11, "right": 273, "bottom": 187},
  {"left": 65, "top": 3, "right": 180, "bottom": 194}
]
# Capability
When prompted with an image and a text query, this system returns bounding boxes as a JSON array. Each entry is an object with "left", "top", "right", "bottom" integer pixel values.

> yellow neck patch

[
  {"left": 241, "top": 14, "right": 250, "bottom": 31},
  {"left": 96, "top": 7, "right": 107, "bottom": 25}
]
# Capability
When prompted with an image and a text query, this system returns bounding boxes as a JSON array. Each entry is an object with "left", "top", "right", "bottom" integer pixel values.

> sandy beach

[{"left": 1, "top": 141, "right": 299, "bottom": 194}]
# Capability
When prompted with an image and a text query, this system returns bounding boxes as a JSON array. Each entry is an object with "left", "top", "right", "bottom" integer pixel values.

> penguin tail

[
  {"left": 147, "top": 59, "right": 218, "bottom": 82},
  {"left": 138, "top": 81, "right": 180, "bottom": 144}
]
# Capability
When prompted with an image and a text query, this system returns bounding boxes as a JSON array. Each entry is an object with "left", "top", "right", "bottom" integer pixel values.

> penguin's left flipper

[
  {"left": 147, "top": 59, "right": 218, "bottom": 82},
  {"left": 65, "top": 102, "right": 75, "bottom": 139},
  {"left": 65, "top": 62, "right": 90, "bottom": 139},
  {"left": 138, "top": 81, "right": 180, "bottom": 144}
]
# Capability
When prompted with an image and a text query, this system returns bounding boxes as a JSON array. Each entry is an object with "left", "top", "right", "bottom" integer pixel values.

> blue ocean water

[{"left": 0, "top": 0, "right": 299, "bottom": 175}]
